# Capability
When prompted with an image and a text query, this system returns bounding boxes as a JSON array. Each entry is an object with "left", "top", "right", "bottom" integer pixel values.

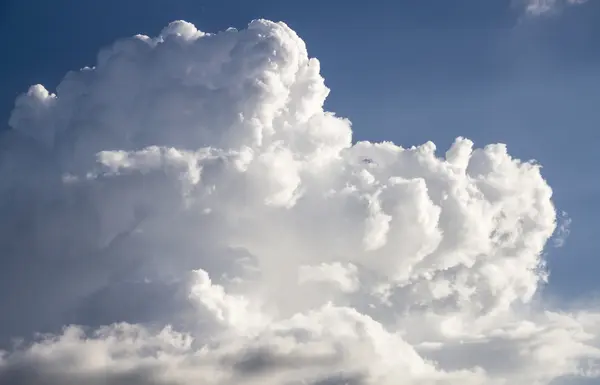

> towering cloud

[{"left": 0, "top": 19, "right": 598, "bottom": 385}]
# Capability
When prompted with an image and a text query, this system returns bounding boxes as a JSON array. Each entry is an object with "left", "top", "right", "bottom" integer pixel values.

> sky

[{"left": 1, "top": 1, "right": 600, "bottom": 384}]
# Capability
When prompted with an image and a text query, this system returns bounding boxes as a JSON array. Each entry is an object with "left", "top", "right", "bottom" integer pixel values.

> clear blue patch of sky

[{"left": 1, "top": 0, "right": 599, "bottom": 299}]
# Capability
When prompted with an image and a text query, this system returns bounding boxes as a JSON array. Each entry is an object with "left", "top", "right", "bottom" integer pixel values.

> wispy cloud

[
  {"left": 553, "top": 211, "right": 573, "bottom": 248},
  {"left": 524, "top": 0, "right": 589, "bottom": 15}
]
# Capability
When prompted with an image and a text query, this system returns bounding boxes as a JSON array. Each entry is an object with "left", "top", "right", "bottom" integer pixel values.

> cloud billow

[{"left": 0, "top": 19, "right": 599, "bottom": 385}]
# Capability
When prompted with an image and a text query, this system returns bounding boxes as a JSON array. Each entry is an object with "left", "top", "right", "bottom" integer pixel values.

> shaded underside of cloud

[{"left": 0, "top": 18, "right": 599, "bottom": 385}]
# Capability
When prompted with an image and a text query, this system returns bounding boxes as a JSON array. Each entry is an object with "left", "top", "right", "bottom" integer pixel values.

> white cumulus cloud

[{"left": 0, "top": 19, "right": 599, "bottom": 385}]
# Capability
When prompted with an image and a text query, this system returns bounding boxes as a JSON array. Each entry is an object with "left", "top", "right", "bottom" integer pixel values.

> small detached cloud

[
  {"left": 524, "top": 0, "right": 589, "bottom": 15},
  {"left": 0, "top": 19, "right": 599, "bottom": 385}
]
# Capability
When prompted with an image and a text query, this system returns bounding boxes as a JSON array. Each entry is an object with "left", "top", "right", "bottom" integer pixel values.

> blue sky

[{"left": 1, "top": 0, "right": 599, "bottom": 300}]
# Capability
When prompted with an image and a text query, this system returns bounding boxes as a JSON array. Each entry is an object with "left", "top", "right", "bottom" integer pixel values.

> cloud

[
  {"left": 521, "top": 0, "right": 589, "bottom": 15},
  {"left": 553, "top": 211, "right": 572, "bottom": 248},
  {"left": 0, "top": 19, "right": 599, "bottom": 385}
]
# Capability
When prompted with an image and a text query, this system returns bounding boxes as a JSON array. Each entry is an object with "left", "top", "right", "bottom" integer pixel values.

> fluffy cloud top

[{"left": 1, "top": 19, "right": 599, "bottom": 385}]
